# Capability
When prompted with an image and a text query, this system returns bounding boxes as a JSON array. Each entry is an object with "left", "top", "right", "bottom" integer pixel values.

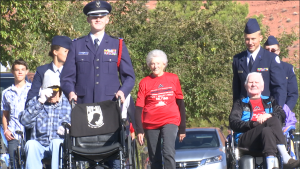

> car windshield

[{"left": 175, "top": 131, "right": 220, "bottom": 150}]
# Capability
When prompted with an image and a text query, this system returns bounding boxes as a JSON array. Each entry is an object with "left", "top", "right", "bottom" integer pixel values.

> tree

[
  {"left": 1, "top": 0, "right": 298, "bottom": 129},
  {"left": 104, "top": 0, "right": 298, "bottom": 128},
  {"left": 0, "top": 1, "right": 81, "bottom": 71}
]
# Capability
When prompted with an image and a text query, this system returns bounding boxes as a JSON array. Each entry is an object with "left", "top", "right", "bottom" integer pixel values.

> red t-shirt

[
  {"left": 250, "top": 98, "right": 266, "bottom": 121},
  {"left": 136, "top": 72, "right": 184, "bottom": 130}
]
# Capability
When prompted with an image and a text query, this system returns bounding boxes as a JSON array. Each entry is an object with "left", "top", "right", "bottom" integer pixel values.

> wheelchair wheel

[
  {"left": 13, "top": 141, "right": 25, "bottom": 169},
  {"left": 59, "top": 142, "right": 71, "bottom": 169},
  {"left": 0, "top": 159, "right": 8, "bottom": 169},
  {"left": 131, "top": 139, "right": 140, "bottom": 169},
  {"left": 126, "top": 135, "right": 140, "bottom": 169},
  {"left": 14, "top": 147, "right": 25, "bottom": 169}
]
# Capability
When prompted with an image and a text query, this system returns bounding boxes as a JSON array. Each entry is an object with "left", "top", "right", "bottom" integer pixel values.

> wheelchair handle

[
  {"left": 118, "top": 96, "right": 121, "bottom": 107},
  {"left": 289, "top": 129, "right": 295, "bottom": 135},
  {"left": 61, "top": 122, "right": 71, "bottom": 130},
  {"left": 71, "top": 98, "right": 76, "bottom": 109},
  {"left": 15, "top": 130, "right": 23, "bottom": 136}
]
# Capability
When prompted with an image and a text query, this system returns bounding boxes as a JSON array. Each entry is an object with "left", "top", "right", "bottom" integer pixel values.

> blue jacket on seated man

[{"left": 19, "top": 70, "right": 71, "bottom": 169}]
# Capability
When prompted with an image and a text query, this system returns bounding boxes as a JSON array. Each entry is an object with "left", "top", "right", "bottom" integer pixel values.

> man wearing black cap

[
  {"left": 26, "top": 35, "right": 72, "bottom": 103},
  {"left": 264, "top": 35, "right": 298, "bottom": 111},
  {"left": 60, "top": 0, "right": 135, "bottom": 105},
  {"left": 232, "top": 18, "right": 286, "bottom": 107},
  {"left": 60, "top": 1, "right": 135, "bottom": 168},
  {"left": 264, "top": 35, "right": 298, "bottom": 140}
]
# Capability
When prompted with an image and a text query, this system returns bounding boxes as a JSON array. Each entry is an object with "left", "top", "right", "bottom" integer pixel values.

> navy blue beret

[
  {"left": 244, "top": 18, "right": 260, "bottom": 34},
  {"left": 51, "top": 36, "right": 72, "bottom": 50},
  {"left": 264, "top": 36, "right": 279, "bottom": 46},
  {"left": 83, "top": 1, "right": 111, "bottom": 16}
]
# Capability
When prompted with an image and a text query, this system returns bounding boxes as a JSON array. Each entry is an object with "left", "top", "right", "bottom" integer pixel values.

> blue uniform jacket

[
  {"left": 232, "top": 47, "right": 287, "bottom": 106},
  {"left": 282, "top": 61, "right": 298, "bottom": 111},
  {"left": 26, "top": 63, "right": 54, "bottom": 104},
  {"left": 60, "top": 33, "right": 135, "bottom": 104},
  {"left": 229, "top": 96, "right": 286, "bottom": 144}
]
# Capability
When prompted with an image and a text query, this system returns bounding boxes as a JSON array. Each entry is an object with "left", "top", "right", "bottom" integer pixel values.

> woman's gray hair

[
  {"left": 146, "top": 49, "right": 168, "bottom": 68},
  {"left": 244, "top": 72, "right": 264, "bottom": 85}
]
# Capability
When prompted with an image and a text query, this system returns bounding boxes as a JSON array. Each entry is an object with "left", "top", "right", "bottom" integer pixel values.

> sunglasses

[
  {"left": 265, "top": 48, "right": 278, "bottom": 53},
  {"left": 49, "top": 86, "right": 60, "bottom": 92}
]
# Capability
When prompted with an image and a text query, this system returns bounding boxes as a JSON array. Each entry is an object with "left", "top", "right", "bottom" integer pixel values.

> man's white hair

[
  {"left": 146, "top": 49, "right": 168, "bottom": 68},
  {"left": 244, "top": 72, "right": 264, "bottom": 85}
]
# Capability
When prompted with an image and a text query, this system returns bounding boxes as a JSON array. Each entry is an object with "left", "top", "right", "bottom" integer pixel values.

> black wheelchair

[
  {"left": 226, "top": 128, "right": 298, "bottom": 169},
  {"left": 59, "top": 98, "right": 139, "bottom": 169},
  {"left": 13, "top": 130, "right": 26, "bottom": 169}
]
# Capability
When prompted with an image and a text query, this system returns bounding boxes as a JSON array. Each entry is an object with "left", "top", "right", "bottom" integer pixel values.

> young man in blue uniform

[
  {"left": 232, "top": 19, "right": 286, "bottom": 106},
  {"left": 264, "top": 35, "right": 298, "bottom": 134},
  {"left": 60, "top": 1, "right": 135, "bottom": 104},
  {"left": 60, "top": 1, "right": 135, "bottom": 168},
  {"left": 264, "top": 35, "right": 298, "bottom": 111},
  {"left": 26, "top": 35, "right": 72, "bottom": 103}
]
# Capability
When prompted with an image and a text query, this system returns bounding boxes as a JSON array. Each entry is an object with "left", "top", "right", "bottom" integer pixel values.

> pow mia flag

[
  {"left": 87, "top": 106, "right": 104, "bottom": 128},
  {"left": 71, "top": 100, "right": 120, "bottom": 137}
]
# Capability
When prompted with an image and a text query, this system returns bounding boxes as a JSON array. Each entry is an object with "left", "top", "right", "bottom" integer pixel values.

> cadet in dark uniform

[
  {"left": 60, "top": 1, "right": 135, "bottom": 168},
  {"left": 26, "top": 35, "right": 72, "bottom": 104},
  {"left": 60, "top": 1, "right": 135, "bottom": 104},
  {"left": 232, "top": 18, "right": 286, "bottom": 106},
  {"left": 264, "top": 35, "right": 298, "bottom": 111}
]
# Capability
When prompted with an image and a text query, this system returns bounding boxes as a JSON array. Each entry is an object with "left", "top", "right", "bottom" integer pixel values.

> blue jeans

[{"left": 24, "top": 139, "right": 63, "bottom": 169}]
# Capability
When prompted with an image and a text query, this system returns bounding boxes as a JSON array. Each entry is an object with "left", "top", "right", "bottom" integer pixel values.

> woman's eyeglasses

[{"left": 266, "top": 48, "right": 278, "bottom": 53}]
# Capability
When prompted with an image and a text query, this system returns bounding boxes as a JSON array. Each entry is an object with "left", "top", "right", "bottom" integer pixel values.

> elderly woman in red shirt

[{"left": 135, "top": 49, "right": 186, "bottom": 169}]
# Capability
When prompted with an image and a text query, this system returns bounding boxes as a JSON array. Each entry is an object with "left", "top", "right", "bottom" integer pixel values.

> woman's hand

[
  {"left": 179, "top": 134, "right": 186, "bottom": 142},
  {"left": 130, "top": 132, "right": 136, "bottom": 141},
  {"left": 138, "top": 133, "right": 144, "bottom": 146},
  {"left": 257, "top": 113, "right": 272, "bottom": 124}
]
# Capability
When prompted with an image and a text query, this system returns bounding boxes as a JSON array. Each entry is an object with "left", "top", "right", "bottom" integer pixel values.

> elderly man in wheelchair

[
  {"left": 18, "top": 71, "right": 71, "bottom": 169},
  {"left": 229, "top": 72, "right": 300, "bottom": 169}
]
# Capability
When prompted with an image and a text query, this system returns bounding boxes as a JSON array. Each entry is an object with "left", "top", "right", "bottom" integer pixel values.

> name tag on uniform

[
  {"left": 238, "top": 70, "right": 243, "bottom": 73},
  {"left": 104, "top": 49, "right": 117, "bottom": 55},
  {"left": 257, "top": 68, "right": 268, "bottom": 72},
  {"left": 78, "top": 52, "right": 88, "bottom": 55}
]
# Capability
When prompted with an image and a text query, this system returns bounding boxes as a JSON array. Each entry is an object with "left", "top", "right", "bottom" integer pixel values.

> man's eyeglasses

[
  {"left": 266, "top": 48, "right": 278, "bottom": 53},
  {"left": 49, "top": 87, "right": 60, "bottom": 92}
]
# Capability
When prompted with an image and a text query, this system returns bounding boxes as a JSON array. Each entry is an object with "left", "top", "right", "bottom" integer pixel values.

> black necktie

[
  {"left": 57, "top": 69, "right": 61, "bottom": 77},
  {"left": 94, "top": 39, "right": 99, "bottom": 51},
  {"left": 249, "top": 55, "right": 254, "bottom": 72}
]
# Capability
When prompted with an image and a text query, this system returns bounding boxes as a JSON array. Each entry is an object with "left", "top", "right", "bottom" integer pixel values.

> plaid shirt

[
  {"left": 1, "top": 82, "right": 31, "bottom": 140},
  {"left": 19, "top": 94, "right": 71, "bottom": 146}
]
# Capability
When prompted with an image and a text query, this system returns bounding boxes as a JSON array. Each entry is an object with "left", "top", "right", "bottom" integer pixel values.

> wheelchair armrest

[
  {"left": 61, "top": 122, "right": 71, "bottom": 130},
  {"left": 289, "top": 129, "right": 295, "bottom": 135},
  {"left": 283, "top": 125, "right": 296, "bottom": 135},
  {"left": 15, "top": 130, "right": 23, "bottom": 136}
]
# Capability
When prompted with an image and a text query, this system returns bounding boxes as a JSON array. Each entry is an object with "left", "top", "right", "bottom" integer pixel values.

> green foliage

[
  {"left": 1, "top": 1, "right": 298, "bottom": 128},
  {"left": 0, "top": 1, "right": 81, "bottom": 71},
  {"left": 276, "top": 28, "right": 298, "bottom": 59}
]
